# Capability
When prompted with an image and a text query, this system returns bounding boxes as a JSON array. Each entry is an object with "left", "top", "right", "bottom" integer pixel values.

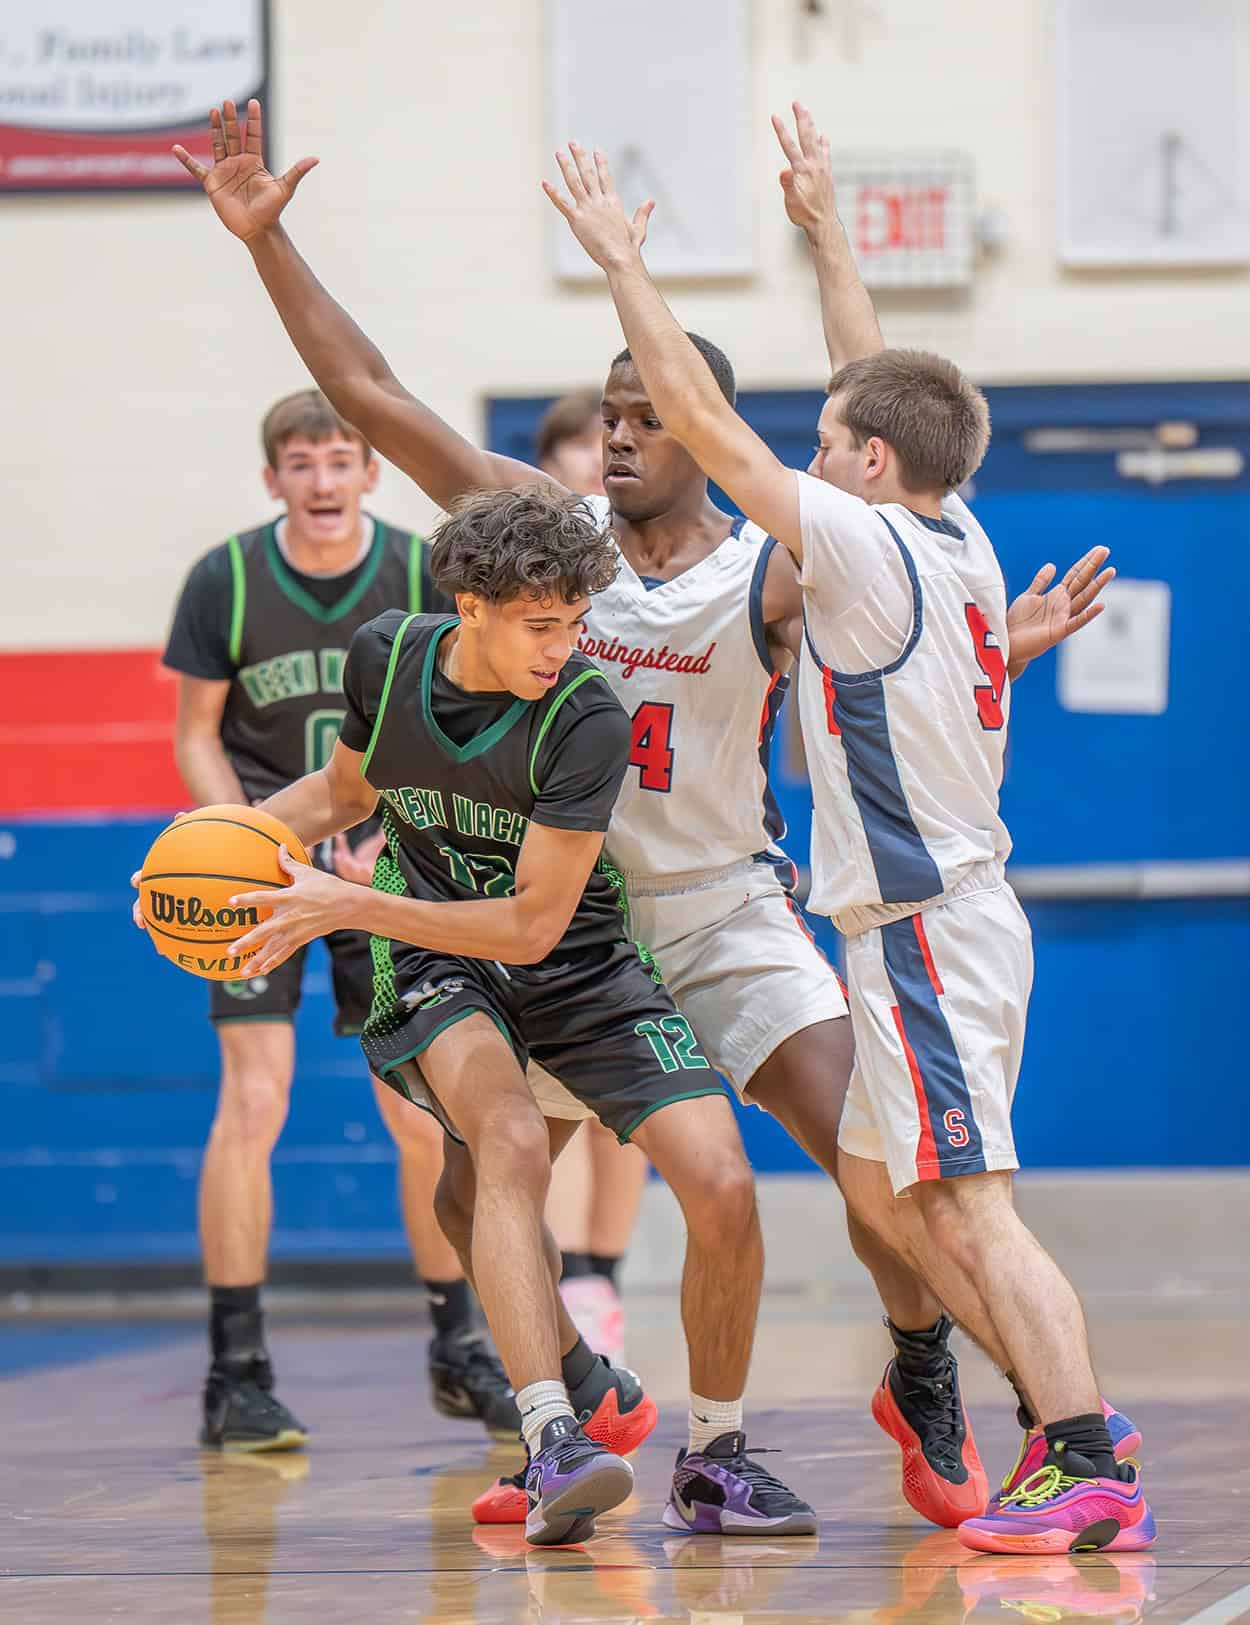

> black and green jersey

[
  {"left": 339, "top": 611, "right": 633, "bottom": 962},
  {"left": 164, "top": 516, "right": 450, "bottom": 802}
]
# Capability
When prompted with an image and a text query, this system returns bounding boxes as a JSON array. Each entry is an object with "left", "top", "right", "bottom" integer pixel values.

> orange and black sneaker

[
  {"left": 871, "top": 1317, "right": 988, "bottom": 1528},
  {"left": 472, "top": 1355, "right": 658, "bottom": 1525}
]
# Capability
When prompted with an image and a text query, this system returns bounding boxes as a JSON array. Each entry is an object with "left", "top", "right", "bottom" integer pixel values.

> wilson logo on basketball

[{"left": 148, "top": 892, "right": 260, "bottom": 931}]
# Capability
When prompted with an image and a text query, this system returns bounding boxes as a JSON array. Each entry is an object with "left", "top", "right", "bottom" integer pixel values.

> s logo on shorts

[
  {"left": 403, "top": 977, "right": 466, "bottom": 1012},
  {"left": 223, "top": 977, "right": 270, "bottom": 1000}
]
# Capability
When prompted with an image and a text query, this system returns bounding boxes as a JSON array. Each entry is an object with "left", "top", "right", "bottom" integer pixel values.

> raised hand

[
  {"left": 542, "top": 142, "right": 654, "bottom": 271},
  {"left": 772, "top": 101, "right": 837, "bottom": 237},
  {"left": 173, "top": 98, "right": 317, "bottom": 242},
  {"left": 1006, "top": 546, "right": 1116, "bottom": 678}
]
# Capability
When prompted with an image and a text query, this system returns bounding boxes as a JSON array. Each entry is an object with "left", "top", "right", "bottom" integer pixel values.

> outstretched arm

[
  {"left": 772, "top": 102, "right": 883, "bottom": 373},
  {"left": 544, "top": 145, "right": 803, "bottom": 560},
  {"left": 1005, "top": 547, "right": 1115, "bottom": 681},
  {"left": 175, "top": 100, "right": 555, "bottom": 509}
]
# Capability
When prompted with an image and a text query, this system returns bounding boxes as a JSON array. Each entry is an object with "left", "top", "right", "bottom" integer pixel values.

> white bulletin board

[
  {"left": 546, "top": 0, "right": 753, "bottom": 280},
  {"left": 1057, "top": 0, "right": 1250, "bottom": 268}
]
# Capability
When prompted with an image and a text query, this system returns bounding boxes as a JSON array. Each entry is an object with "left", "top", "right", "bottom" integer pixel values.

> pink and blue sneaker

[
  {"left": 662, "top": 1430, "right": 817, "bottom": 1536},
  {"left": 987, "top": 1400, "right": 1142, "bottom": 1515},
  {"left": 523, "top": 1417, "right": 634, "bottom": 1546},
  {"left": 958, "top": 1459, "right": 1155, "bottom": 1555}
]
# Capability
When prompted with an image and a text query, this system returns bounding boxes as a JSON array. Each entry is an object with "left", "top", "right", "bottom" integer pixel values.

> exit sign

[{"left": 832, "top": 155, "right": 975, "bottom": 287}]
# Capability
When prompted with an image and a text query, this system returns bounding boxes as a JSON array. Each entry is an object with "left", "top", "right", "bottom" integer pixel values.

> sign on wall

[
  {"left": 831, "top": 154, "right": 975, "bottom": 288},
  {"left": 1057, "top": 0, "right": 1250, "bottom": 267},
  {"left": 547, "top": 0, "right": 752, "bottom": 279},
  {"left": 0, "top": 1, "right": 268, "bottom": 194},
  {"left": 1058, "top": 579, "right": 1171, "bottom": 716}
]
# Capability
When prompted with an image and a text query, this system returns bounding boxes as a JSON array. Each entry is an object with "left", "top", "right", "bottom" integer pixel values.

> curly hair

[{"left": 429, "top": 485, "right": 619, "bottom": 604}]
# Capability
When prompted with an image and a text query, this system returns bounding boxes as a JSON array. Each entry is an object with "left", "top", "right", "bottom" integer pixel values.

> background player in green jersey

[{"left": 163, "top": 389, "right": 517, "bottom": 1450}]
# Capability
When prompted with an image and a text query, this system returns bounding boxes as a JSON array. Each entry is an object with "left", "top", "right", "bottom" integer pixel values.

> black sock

[
  {"left": 209, "top": 1284, "right": 266, "bottom": 1375},
  {"left": 1007, "top": 1370, "right": 1037, "bottom": 1430},
  {"left": 589, "top": 1252, "right": 621, "bottom": 1288},
  {"left": 560, "top": 1334, "right": 598, "bottom": 1393},
  {"left": 886, "top": 1313, "right": 953, "bottom": 1377},
  {"left": 560, "top": 1250, "right": 592, "bottom": 1280},
  {"left": 423, "top": 1277, "right": 473, "bottom": 1338},
  {"left": 1042, "top": 1413, "right": 1118, "bottom": 1480}
]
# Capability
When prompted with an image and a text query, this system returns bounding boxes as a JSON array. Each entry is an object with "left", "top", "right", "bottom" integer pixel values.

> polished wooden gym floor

[{"left": 4, "top": 1289, "right": 1248, "bottom": 1623}]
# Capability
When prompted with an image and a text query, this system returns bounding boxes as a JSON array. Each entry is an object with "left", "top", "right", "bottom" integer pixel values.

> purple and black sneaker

[
  {"left": 524, "top": 1416, "right": 634, "bottom": 1546},
  {"left": 662, "top": 1430, "right": 817, "bottom": 1536}
]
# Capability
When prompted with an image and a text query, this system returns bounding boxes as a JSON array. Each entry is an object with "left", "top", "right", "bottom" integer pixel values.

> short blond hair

[
  {"left": 829, "top": 349, "right": 989, "bottom": 493},
  {"left": 261, "top": 389, "right": 373, "bottom": 469}
]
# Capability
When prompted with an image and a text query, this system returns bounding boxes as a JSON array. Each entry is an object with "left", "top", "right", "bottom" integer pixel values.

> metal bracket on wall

[{"left": 1007, "top": 859, "right": 1250, "bottom": 900}]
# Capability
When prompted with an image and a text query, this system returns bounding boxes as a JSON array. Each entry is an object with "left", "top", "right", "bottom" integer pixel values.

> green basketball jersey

[
  {"left": 219, "top": 520, "right": 448, "bottom": 801},
  {"left": 342, "top": 611, "right": 634, "bottom": 962}
]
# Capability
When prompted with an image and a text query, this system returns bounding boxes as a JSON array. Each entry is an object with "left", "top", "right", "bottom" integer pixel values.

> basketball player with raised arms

[
  {"left": 171, "top": 98, "right": 1119, "bottom": 1537},
  {"left": 161, "top": 387, "right": 520, "bottom": 1452},
  {"left": 545, "top": 117, "right": 1157, "bottom": 1555}
]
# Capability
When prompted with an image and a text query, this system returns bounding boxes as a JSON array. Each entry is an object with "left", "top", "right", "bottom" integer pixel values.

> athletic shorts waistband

[
  {"left": 832, "top": 859, "right": 1006, "bottom": 940},
  {"left": 619, "top": 856, "right": 760, "bottom": 898}
]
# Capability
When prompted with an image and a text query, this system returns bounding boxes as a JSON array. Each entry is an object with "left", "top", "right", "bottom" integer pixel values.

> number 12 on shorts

[{"left": 635, "top": 1014, "right": 711, "bottom": 1074}]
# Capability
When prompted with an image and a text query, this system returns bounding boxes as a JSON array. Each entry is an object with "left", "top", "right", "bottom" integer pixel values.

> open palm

[
  {"left": 1006, "top": 545, "right": 1115, "bottom": 676},
  {"left": 173, "top": 98, "right": 317, "bottom": 242}
]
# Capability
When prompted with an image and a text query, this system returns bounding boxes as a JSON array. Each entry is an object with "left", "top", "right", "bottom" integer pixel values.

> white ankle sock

[
  {"left": 517, "top": 1379, "right": 575, "bottom": 1455},
  {"left": 688, "top": 1392, "right": 743, "bottom": 1454}
]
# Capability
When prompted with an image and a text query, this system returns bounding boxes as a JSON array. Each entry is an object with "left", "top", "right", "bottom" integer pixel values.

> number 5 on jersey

[
  {"left": 629, "top": 701, "right": 675, "bottom": 792},
  {"left": 964, "top": 603, "right": 1006, "bottom": 731}
]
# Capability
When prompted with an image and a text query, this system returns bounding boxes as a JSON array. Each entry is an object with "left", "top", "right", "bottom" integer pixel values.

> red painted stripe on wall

[{"left": 0, "top": 649, "right": 185, "bottom": 816}]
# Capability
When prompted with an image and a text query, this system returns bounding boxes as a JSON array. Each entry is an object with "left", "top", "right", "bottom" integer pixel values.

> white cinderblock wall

[{"left": 8, "top": 0, "right": 1249, "bottom": 649}]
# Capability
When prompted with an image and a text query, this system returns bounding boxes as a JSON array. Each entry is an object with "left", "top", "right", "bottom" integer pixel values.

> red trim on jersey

[
  {"left": 891, "top": 1003, "right": 940, "bottom": 1180},
  {"left": 758, "top": 671, "right": 781, "bottom": 744},
  {"left": 822, "top": 668, "right": 841, "bottom": 735},
  {"left": 913, "top": 914, "right": 945, "bottom": 997}
]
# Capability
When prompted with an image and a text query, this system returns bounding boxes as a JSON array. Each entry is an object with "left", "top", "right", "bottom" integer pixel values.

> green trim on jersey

[
  {"left": 421, "top": 619, "right": 529, "bottom": 764},
  {"left": 263, "top": 521, "right": 388, "bottom": 624},
  {"left": 226, "top": 535, "right": 246, "bottom": 665},
  {"left": 407, "top": 535, "right": 425, "bottom": 613},
  {"left": 360, "top": 612, "right": 418, "bottom": 779},
  {"left": 528, "top": 666, "right": 609, "bottom": 796}
]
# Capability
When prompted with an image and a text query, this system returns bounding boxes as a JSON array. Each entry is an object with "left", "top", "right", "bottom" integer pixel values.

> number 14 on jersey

[{"left": 629, "top": 701, "right": 675, "bottom": 792}]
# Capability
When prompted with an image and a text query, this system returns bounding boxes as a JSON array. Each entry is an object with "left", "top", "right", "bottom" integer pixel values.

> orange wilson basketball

[{"left": 139, "top": 805, "right": 311, "bottom": 981}]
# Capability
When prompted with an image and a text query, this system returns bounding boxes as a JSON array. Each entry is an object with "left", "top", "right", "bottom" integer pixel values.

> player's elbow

[{"left": 509, "top": 909, "right": 565, "bottom": 966}]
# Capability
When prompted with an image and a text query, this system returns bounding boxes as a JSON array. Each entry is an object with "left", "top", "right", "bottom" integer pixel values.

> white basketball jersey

[
  {"left": 794, "top": 475, "right": 1012, "bottom": 928},
  {"left": 577, "top": 494, "right": 788, "bottom": 883}
]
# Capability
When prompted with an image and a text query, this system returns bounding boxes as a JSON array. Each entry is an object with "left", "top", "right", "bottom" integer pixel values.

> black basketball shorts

[
  {"left": 209, "top": 926, "right": 375, "bottom": 1036},
  {"left": 361, "top": 937, "right": 728, "bottom": 1143}
]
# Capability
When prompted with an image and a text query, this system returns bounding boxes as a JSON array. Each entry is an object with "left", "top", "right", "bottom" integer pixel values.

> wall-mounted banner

[{"left": 0, "top": 1, "right": 268, "bottom": 194}]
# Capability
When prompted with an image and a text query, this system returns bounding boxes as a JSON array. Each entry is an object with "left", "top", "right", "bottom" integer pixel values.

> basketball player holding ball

[{"left": 159, "top": 390, "right": 518, "bottom": 1451}]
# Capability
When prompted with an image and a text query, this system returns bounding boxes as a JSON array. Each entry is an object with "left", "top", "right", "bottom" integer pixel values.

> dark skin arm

[{"left": 174, "top": 99, "right": 558, "bottom": 511}]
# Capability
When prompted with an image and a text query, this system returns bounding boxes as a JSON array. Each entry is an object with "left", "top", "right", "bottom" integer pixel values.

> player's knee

[
  {"left": 472, "top": 1109, "right": 551, "bottom": 1197},
  {"left": 912, "top": 1176, "right": 1003, "bottom": 1276},
  {"left": 682, "top": 1152, "right": 758, "bottom": 1245},
  {"left": 212, "top": 1069, "right": 289, "bottom": 1151}
]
